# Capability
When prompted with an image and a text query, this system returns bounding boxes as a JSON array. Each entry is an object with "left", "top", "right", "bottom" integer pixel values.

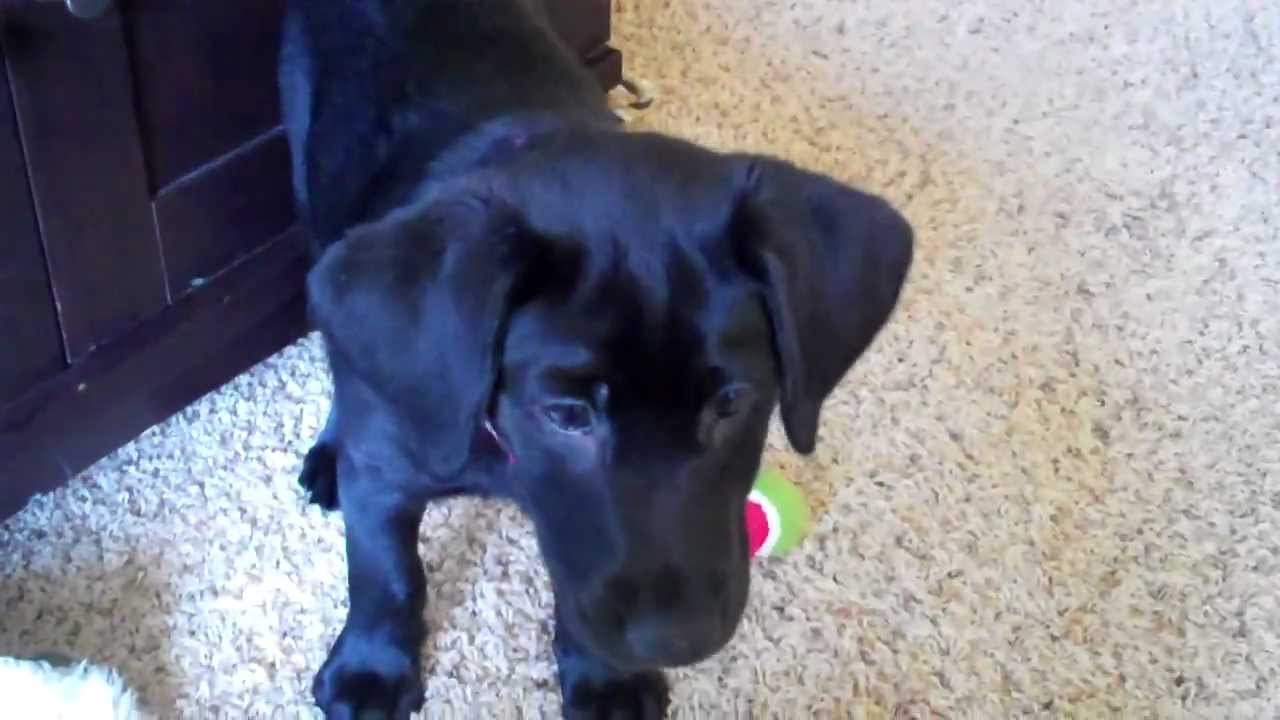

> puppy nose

[{"left": 625, "top": 614, "right": 725, "bottom": 667}]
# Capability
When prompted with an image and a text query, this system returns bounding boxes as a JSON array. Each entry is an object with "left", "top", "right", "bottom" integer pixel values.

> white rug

[{"left": 2, "top": 0, "right": 1278, "bottom": 716}]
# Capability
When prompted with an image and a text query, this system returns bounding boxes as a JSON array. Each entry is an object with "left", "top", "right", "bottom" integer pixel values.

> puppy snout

[
  {"left": 624, "top": 612, "right": 727, "bottom": 667},
  {"left": 611, "top": 565, "right": 737, "bottom": 666}
]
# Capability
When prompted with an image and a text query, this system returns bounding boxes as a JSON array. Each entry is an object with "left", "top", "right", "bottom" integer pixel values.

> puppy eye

[
  {"left": 712, "top": 383, "right": 754, "bottom": 420},
  {"left": 543, "top": 400, "right": 595, "bottom": 435}
]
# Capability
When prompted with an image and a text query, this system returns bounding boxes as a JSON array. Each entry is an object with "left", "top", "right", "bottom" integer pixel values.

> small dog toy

[{"left": 746, "top": 466, "right": 810, "bottom": 558}]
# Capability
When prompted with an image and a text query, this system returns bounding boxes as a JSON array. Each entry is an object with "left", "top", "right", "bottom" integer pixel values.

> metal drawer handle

[{"left": 38, "top": 0, "right": 111, "bottom": 20}]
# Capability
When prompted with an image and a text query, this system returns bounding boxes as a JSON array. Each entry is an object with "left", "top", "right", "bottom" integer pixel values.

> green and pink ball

[{"left": 745, "top": 466, "right": 810, "bottom": 558}]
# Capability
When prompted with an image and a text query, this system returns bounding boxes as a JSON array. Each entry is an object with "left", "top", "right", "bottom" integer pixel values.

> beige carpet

[{"left": 3, "top": 0, "right": 1278, "bottom": 717}]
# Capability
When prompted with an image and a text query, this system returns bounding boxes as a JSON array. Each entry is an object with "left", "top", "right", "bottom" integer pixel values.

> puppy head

[{"left": 307, "top": 130, "right": 913, "bottom": 670}]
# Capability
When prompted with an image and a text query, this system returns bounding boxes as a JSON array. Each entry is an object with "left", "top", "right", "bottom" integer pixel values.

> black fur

[{"left": 280, "top": 1, "right": 914, "bottom": 717}]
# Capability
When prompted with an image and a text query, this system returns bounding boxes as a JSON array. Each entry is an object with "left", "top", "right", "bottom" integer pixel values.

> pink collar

[{"left": 484, "top": 419, "right": 516, "bottom": 465}]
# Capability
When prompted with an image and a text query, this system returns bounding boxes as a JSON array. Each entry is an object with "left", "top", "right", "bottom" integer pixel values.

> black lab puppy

[{"left": 279, "top": 1, "right": 913, "bottom": 717}]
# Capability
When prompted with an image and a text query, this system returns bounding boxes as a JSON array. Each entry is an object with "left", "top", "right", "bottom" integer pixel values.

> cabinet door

[
  {"left": 123, "top": 0, "right": 294, "bottom": 297},
  {"left": 0, "top": 48, "right": 64, "bottom": 403},
  {"left": 2, "top": 4, "right": 168, "bottom": 361},
  {"left": 2, "top": 2, "right": 295, "bottom": 359}
]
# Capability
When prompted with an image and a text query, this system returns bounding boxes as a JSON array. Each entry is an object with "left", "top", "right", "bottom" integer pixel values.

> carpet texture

[{"left": 3, "top": 0, "right": 1278, "bottom": 717}]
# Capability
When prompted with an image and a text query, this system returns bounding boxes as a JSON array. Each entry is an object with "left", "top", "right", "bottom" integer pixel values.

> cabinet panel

[
  {"left": 123, "top": 0, "right": 286, "bottom": 190},
  {"left": 123, "top": 0, "right": 294, "bottom": 295},
  {"left": 153, "top": 130, "right": 294, "bottom": 296},
  {"left": 0, "top": 50, "right": 64, "bottom": 402},
  {"left": 3, "top": 5, "right": 167, "bottom": 361}
]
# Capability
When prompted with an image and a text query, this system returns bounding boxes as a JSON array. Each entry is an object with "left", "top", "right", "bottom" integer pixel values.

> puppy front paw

[
  {"left": 312, "top": 634, "right": 425, "bottom": 720},
  {"left": 299, "top": 441, "right": 340, "bottom": 510},
  {"left": 561, "top": 669, "right": 670, "bottom": 720}
]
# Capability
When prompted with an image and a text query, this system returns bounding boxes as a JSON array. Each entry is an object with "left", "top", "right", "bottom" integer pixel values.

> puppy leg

[
  {"left": 299, "top": 403, "right": 339, "bottom": 510},
  {"left": 313, "top": 456, "right": 428, "bottom": 720},
  {"left": 553, "top": 604, "right": 670, "bottom": 720}
]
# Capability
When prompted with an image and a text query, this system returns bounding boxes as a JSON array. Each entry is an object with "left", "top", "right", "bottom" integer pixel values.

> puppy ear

[
  {"left": 730, "top": 156, "right": 914, "bottom": 453},
  {"left": 306, "top": 190, "right": 533, "bottom": 477}
]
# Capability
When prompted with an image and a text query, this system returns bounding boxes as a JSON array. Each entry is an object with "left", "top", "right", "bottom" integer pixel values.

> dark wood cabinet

[
  {"left": 0, "top": 52, "right": 63, "bottom": 401},
  {"left": 0, "top": 0, "right": 620, "bottom": 521}
]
